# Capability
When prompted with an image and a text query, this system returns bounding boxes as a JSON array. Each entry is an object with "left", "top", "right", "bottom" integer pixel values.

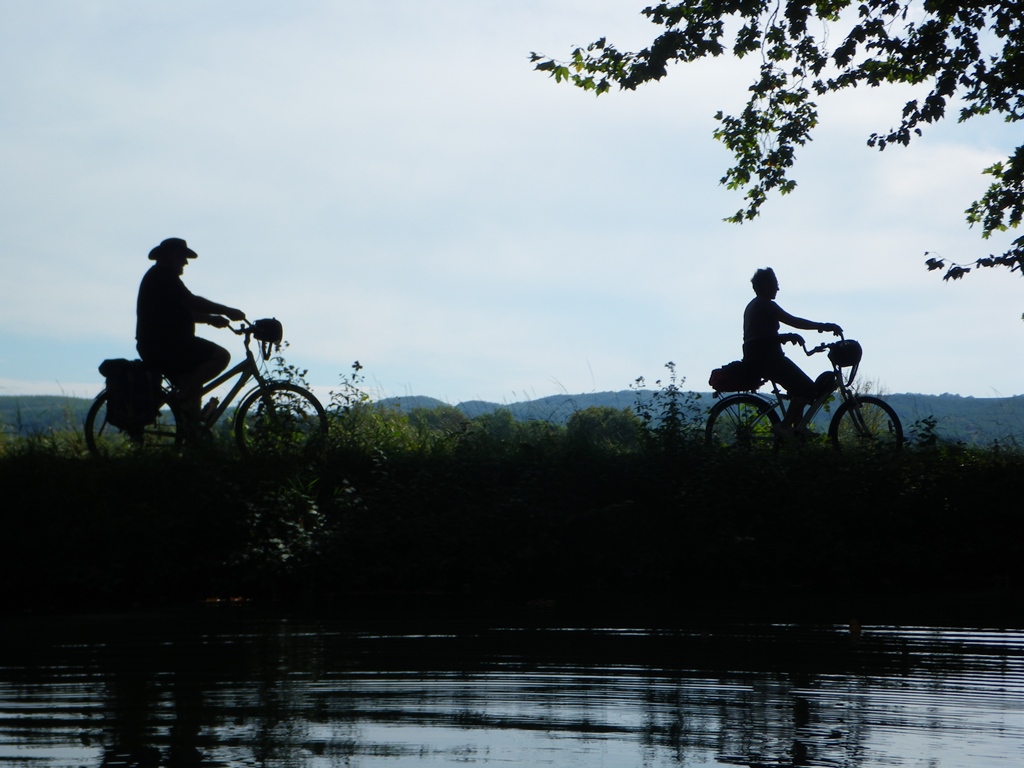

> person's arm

[
  {"left": 776, "top": 305, "right": 842, "bottom": 335},
  {"left": 186, "top": 294, "right": 246, "bottom": 325}
]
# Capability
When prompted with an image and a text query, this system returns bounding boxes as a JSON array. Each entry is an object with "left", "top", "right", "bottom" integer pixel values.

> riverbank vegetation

[
  {"left": 6, "top": 390, "right": 1024, "bottom": 446},
  {"left": 3, "top": 382, "right": 1022, "bottom": 615}
]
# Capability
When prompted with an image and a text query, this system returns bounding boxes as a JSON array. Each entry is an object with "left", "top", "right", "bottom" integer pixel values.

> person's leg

[
  {"left": 174, "top": 339, "right": 230, "bottom": 419},
  {"left": 769, "top": 357, "right": 816, "bottom": 429},
  {"left": 784, "top": 397, "right": 807, "bottom": 428},
  {"left": 149, "top": 339, "right": 228, "bottom": 422}
]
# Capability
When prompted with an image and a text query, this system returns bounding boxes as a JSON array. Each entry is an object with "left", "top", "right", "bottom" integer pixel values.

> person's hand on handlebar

[
  {"left": 779, "top": 333, "right": 805, "bottom": 346},
  {"left": 817, "top": 322, "right": 843, "bottom": 336},
  {"left": 204, "top": 308, "right": 245, "bottom": 329}
]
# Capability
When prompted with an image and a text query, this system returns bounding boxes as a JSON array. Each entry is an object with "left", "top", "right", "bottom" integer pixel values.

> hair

[{"left": 751, "top": 267, "right": 777, "bottom": 294}]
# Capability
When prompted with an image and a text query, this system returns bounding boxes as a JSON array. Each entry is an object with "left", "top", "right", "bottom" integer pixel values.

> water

[{"left": 0, "top": 607, "right": 1022, "bottom": 767}]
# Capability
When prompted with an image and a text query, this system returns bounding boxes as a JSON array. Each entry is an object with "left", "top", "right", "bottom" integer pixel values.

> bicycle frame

[
  {"left": 719, "top": 338, "right": 856, "bottom": 431},
  {"left": 706, "top": 334, "right": 902, "bottom": 451},
  {"left": 164, "top": 326, "right": 272, "bottom": 429},
  {"left": 87, "top": 318, "right": 328, "bottom": 457},
  {"left": 766, "top": 364, "right": 852, "bottom": 431}
]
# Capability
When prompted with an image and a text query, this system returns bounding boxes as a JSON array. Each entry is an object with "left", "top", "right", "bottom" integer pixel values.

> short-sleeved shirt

[
  {"left": 136, "top": 263, "right": 195, "bottom": 352},
  {"left": 742, "top": 295, "right": 815, "bottom": 398},
  {"left": 743, "top": 296, "right": 782, "bottom": 360}
]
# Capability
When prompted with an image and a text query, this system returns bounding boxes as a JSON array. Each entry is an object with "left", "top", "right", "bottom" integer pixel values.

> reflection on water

[{"left": 0, "top": 608, "right": 1022, "bottom": 767}]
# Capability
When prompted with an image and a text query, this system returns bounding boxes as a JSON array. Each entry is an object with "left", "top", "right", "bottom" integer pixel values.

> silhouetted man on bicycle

[
  {"left": 743, "top": 268, "right": 842, "bottom": 436},
  {"left": 136, "top": 238, "right": 246, "bottom": 421}
]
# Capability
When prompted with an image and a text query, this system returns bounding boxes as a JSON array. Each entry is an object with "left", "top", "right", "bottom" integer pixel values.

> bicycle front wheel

[
  {"left": 705, "top": 394, "right": 779, "bottom": 450},
  {"left": 85, "top": 390, "right": 182, "bottom": 457},
  {"left": 234, "top": 383, "right": 328, "bottom": 454},
  {"left": 828, "top": 395, "right": 903, "bottom": 454}
]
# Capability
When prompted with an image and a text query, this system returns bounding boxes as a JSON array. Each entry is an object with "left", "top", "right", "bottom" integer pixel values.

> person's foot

[
  {"left": 772, "top": 423, "right": 815, "bottom": 440},
  {"left": 179, "top": 418, "right": 212, "bottom": 446},
  {"left": 772, "top": 423, "right": 796, "bottom": 439}
]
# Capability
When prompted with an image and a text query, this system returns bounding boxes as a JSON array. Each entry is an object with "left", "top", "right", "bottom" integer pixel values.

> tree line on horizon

[{"left": 3, "top": 389, "right": 1023, "bottom": 447}]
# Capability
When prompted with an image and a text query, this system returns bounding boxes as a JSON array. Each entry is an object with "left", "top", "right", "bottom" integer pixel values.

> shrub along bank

[{"left": 2, "top": 403, "right": 1022, "bottom": 613}]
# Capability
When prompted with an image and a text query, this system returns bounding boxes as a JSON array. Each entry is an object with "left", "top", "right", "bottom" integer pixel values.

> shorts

[
  {"left": 138, "top": 337, "right": 227, "bottom": 384},
  {"left": 743, "top": 343, "right": 816, "bottom": 400}
]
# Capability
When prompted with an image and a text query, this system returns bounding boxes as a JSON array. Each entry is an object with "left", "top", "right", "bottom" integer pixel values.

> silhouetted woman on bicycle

[{"left": 743, "top": 268, "right": 842, "bottom": 435}]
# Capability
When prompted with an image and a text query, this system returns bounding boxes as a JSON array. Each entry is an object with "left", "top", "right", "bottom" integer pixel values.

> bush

[{"left": 566, "top": 406, "right": 642, "bottom": 453}]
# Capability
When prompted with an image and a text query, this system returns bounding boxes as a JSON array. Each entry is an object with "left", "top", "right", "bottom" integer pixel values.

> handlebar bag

[
  {"left": 252, "top": 318, "right": 283, "bottom": 344},
  {"left": 828, "top": 340, "right": 862, "bottom": 368}
]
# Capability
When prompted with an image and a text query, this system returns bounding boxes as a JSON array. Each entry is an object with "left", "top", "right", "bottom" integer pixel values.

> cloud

[{"left": 1, "top": 1, "right": 1022, "bottom": 403}]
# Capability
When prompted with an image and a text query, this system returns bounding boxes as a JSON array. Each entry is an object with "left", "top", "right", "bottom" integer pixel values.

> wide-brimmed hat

[{"left": 148, "top": 237, "right": 198, "bottom": 261}]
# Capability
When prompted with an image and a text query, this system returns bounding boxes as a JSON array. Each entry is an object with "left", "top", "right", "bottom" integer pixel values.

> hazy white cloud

[{"left": 2, "top": 1, "right": 1021, "bottom": 402}]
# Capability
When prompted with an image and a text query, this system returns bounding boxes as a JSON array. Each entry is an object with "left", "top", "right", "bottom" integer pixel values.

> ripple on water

[{"left": 0, "top": 617, "right": 1021, "bottom": 767}]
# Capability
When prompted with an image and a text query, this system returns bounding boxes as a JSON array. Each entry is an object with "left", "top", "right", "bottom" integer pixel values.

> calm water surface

[{"left": 0, "top": 607, "right": 1022, "bottom": 767}]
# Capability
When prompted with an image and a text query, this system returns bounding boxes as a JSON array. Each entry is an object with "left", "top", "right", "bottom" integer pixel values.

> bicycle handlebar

[
  {"left": 230, "top": 320, "right": 283, "bottom": 362},
  {"left": 231, "top": 321, "right": 269, "bottom": 338},
  {"left": 801, "top": 330, "right": 847, "bottom": 357}
]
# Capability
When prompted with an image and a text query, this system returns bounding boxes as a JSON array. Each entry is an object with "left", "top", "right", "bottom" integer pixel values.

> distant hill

[
  {"left": 447, "top": 391, "right": 641, "bottom": 421},
  {"left": 884, "top": 393, "right": 1024, "bottom": 446},
  {"left": 4, "top": 391, "right": 1023, "bottom": 446},
  {"left": 0, "top": 396, "right": 92, "bottom": 436},
  {"left": 377, "top": 390, "right": 1024, "bottom": 446}
]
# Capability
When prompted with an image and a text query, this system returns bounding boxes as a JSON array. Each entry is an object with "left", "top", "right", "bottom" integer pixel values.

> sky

[{"left": 3, "top": 1, "right": 1023, "bottom": 406}]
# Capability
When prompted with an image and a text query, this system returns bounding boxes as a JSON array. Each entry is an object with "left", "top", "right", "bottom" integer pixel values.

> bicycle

[
  {"left": 705, "top": 334, "right": 903, "bottom": 453},
  {"left": 85, "top": 319, "right": 328, "bottom": 457}
]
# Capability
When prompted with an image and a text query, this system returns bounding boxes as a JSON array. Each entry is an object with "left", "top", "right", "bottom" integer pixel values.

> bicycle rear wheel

[
  {"left": 234, "top": 382, "right": 328, "bottom": 454},
  {"left": 705, "top": 394, "right": 779, "bottom": 450},
  {"left": 85, "top": 390, "right": 182, "bottom": 457},
  {"left": 828, "top": 395, "right": 903, "bottom": 454}
]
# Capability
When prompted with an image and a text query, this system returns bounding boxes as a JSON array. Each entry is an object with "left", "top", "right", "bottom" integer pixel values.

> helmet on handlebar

[
  {"left": 251, "top": 318, "right": 283, "bottom": 360},
  {"left": 252, "top": 318, "right": 283, "bottom": 344},
  {"left": 828, "top": 340, "right": 862, "bottom": 368}
]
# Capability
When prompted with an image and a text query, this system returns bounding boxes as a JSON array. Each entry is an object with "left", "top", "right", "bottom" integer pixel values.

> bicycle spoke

[
  {"left": 829, "top": 395, "right": 903, "bottom": 454},
  {"left": 235, "top": 383, "right": 327, "bottom": 455},
  {"left": 85, "top": 393, "right": 182, "bottom": 457},
  {"left": 706, "top": 395, "right": 778, "bottom": 450}
]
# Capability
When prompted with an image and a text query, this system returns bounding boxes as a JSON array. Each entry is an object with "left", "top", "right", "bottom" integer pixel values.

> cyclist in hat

[
  {"left": 743, "top": 267, "right": 842, "bottom": 436},
  {"left": 136, "top": 237, "right": 246, "bottom": 421}
]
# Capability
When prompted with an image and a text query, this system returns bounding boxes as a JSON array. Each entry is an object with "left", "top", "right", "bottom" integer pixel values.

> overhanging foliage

[{"left": 532, "top": 1, "right": 1024, "bottom": 281}]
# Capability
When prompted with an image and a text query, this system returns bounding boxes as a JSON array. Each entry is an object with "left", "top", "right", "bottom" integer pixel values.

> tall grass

[{"left": 3, "top": 372, "right": 1023, "bottom": 612}]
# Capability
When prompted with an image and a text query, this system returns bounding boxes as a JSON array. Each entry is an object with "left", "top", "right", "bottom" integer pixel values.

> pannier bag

[
  {"left": 97, "top": 359, "right": 162, "bottom": 430},
  {"left": 709, "top": 360, "right": 763, "bottom": 393}
]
